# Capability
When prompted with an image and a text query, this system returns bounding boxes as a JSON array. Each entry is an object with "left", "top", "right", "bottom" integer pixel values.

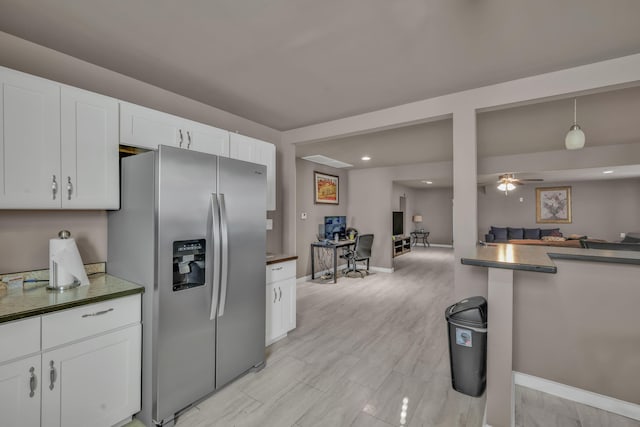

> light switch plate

[
  {"left": 301, "top": 212, "right": 308, "bottom": 220},
  {"left": 266, "top": 219, "right": 273, "bottom": 230}
]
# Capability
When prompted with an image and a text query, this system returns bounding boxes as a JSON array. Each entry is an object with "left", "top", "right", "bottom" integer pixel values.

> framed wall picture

[
  {"left": 536, "top": 186, "right": 572, "bottom": 223},
  {"left": 314, "top": 171, "right": 339, "bottom": 204}
]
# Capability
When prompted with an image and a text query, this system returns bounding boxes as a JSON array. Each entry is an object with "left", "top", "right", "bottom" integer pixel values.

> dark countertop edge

[
  {"left": 460, "top": 258, "right": 557, "bottom": 273},
  {"left": 0, "top": 287, "right": 144, "bottom": 324},
  {"left": 267, "top": 255, "right": 298, "bottom": 265},
  {"left": 548, "top": 252, "right": 640, "bottom": 265}
]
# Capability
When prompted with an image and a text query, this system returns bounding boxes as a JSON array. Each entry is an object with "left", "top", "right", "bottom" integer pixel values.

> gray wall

[
  {"left": 0, "top": 211, "right": 107, "bottom": 273},
  {"left": 295, "top": 159, "right": 349, "bottom": 277},
  {"left": 0, "top": 31, "right": 283, "bottom": 273},
  {"left": 478, "top": 178, "right": 640, "bottom": 242},
  {"left": 513, "top": 259, "right": 640, "bottom": 404},
  {"left": 412, "top": 187, "right": 453, "bottom": 245}
]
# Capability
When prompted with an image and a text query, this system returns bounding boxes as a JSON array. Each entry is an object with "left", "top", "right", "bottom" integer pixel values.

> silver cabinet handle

[
  {"left": 52, "top": 175, "right": 58, "bottom": 200},
  {"left": 273, "top": 288, "right": 277, "bottom": 303},
  {"left": 187, "top": 131, "right": 192, "bottom": 149},
  {"left": 272, "top": 266, "right": 283, "bottom": 271},
  {"left": 67, "top": 176, "right": 73, "bottom": 200},
  {"left": 178, "top": 129, "right": 184, "bottom": 147},
  {"left": 81, "top": 307, "right": 114, "bottom": 318},
  {"left": 49, "top": 361, "right": 56, "bottom": 390},
  {"left": 29, "top": 367, "right": 37, "bottom": 398},
  {"left": 279, "top": 287, "right": 282, "bottom": 301}
]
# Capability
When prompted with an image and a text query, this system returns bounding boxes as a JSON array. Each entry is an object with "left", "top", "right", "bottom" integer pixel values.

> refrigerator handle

[
  {"left": 209, "top": 194, "right": 221, "bottom": 320},
  {"left": 218, "top": 193, "right": 229, "bottom": 317}
]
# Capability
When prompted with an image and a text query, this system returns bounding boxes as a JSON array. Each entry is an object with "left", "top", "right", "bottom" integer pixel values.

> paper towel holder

[{"left": 47, "top": 230, "right": 81, "bottom": 291}]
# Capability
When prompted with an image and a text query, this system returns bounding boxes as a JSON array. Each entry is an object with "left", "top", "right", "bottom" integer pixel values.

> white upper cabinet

[
  {"left": 0, "top": 67, "right": 119, "bottom": 209},
  {"left": 0, "top": 67, "right": 61, "bottom": 208},
  {"left": 229, "top": 133, "right": 276, "bottom": 211},
  {"left": 61, "top": 86, "right": 119, "bottom": 209},
  {"left": 119, "top": 102, "right": 229, "bottom": 156}
]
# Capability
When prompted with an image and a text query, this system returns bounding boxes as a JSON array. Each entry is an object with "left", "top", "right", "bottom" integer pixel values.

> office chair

[{"left": 342, "top": 234, "right": 374, "bottom": 278}]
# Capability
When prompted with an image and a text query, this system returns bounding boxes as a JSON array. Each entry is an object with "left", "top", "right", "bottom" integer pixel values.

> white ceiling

[{"left": 0, "top": 1, "right": 639, "bottom": 130}]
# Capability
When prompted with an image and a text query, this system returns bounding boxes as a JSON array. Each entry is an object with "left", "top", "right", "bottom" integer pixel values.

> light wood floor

[{"left": 163, "top": 247, "right": 638, "bottom": 427}]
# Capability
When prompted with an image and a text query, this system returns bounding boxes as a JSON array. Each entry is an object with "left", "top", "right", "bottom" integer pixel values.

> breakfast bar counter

[{"left": 461, "top": 244, "right": 640, "bottom": 427}]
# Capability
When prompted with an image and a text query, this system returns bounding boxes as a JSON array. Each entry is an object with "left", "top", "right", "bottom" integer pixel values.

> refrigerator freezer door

[
  {"left": 155, "top": 146, "right": 218, "bottom": 423},
  {"left": 215, "top": 157, "right": 267, "bottom": 388}
]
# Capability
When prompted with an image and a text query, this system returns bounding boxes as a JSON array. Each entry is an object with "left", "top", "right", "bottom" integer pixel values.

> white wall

[
  {"left": 412, "top": 187, "right": 454, "bottom": 245},
  {"left": 478, "top": 178, "right": 640, "bottom": 242}
]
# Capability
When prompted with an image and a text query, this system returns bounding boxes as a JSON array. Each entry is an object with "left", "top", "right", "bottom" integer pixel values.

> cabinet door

[
  {"left": 0, "top": 355, "right": 41, "bottom": 427},
  {"left": 61, "top": 86, "right": 119, "bottom": 209},
  {"left": 229, "top": 133, "right": 276, "bottom": 210},
  {"left": 0, "top": 67, "right": 60, "bottom": 208},
  {"left": 265, "top": 283, "right": 282, "bottom": 345},
  {"left": 281, "top": 279, "right": 296, "bottom": 332},
  {"left": 42, "top": 325, "right": 141, "bottom": 427},
  {"left": 119, "top": 102, "right": 181, "bottom": 149},
  {"left": 185, "top": 120, "right": 229, "bottom": 156}
]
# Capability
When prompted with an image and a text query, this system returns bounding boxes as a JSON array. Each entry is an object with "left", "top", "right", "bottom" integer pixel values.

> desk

[
  {"left": 310, "top": 240, "right": 355, "bottom": 283},
  {"left": 411, "top": 231, "right": 430, "bottom": 247}
]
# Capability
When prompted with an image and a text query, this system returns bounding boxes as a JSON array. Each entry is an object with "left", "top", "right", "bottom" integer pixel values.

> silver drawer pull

[
  {"left": 272, "top": 266, "right": 283, "bottom": 271},
  {"left": 29, "top": 367, "right": 37, "bottom": 398},
  {"left": 279, "top": 287, "right": 282, "bottom": 301},
  {"left": 81, "top": 308, "right": 114, "bottom": 318},
  {"left": 49, "top": 361, "right": 56, "bottom": 390}
]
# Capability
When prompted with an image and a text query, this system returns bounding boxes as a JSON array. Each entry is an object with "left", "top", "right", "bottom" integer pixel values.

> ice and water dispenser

[{"left": 172, "top": 239, "right": 206, "bottom": 291}]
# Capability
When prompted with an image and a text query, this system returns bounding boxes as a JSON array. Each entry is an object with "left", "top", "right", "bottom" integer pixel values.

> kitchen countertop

[
  {"left": 0, "top": 273, "right": 144, "bottom": 324},
  {"left": 266, "top": 254, "right": 298, "bottom": 265},
  {"left": 461, "top": 244, "right": 640, "bottom": 273}
]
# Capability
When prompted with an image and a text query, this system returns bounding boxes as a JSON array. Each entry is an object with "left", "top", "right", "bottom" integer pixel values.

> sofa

[{"left": 484, "top": 226, "right": 590, "bottom": 248}]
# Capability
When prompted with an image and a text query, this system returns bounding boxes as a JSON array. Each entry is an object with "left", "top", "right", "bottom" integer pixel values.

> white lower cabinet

[
  {"left": 0, "top": 355, "right": 41, "bottom": 427},
  {"left": 42, "top": 325, "right": 141, "bottom": 427},
  {"left": 265, "top": 260, "right": 296, "bottom": 345},
  {"left": 0, "top": 294, "right": 142, "bottom": 427}
]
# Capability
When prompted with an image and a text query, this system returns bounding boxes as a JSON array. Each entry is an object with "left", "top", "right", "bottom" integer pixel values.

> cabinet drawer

[
  {"left": 0, "top": 317, "right": 40, "bottom": 362},
  {"left": 266, "top": 260, "right": 295, "bottom": 284},
  {"left": 42, "top": 294, "right": 141, "bottom": 349}
]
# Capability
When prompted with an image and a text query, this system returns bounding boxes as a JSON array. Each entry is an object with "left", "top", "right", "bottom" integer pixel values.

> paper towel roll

[{"left": 49, "top": 237, "right": 90, "bottom": 288}]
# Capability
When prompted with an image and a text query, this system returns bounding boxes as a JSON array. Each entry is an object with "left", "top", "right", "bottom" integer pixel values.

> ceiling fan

[{"left": 497, "top": 173, "right": 543, "bottom": 194}]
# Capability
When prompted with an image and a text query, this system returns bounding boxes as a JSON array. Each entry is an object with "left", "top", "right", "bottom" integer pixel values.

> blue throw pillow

[
  {"left": 508, "top": 227, "right": 524, "bottom": 240},
  {"left": 540, "top": 228, "right": 560, "bottom": 237},
  {"left": 491, "top": 226, "right": 508, "bottom": 242},
  {"left": 524, "top": 228, "right": 541, "bottom": 239}
]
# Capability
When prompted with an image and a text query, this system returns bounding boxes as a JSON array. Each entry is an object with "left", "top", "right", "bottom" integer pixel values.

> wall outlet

[
  {"left": 620, "top": 232, "right": 626, "bottom": 239},
  {"left": 300, "top": 212, "right": 308, "bottom": 220},
  {"left": 519, "top": 197, "right": 524, "bottom": 202}
]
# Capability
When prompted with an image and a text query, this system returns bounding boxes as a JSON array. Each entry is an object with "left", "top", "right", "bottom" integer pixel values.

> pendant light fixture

[{"left": 565, "top": 98, "right": 585, "bottom": 150}]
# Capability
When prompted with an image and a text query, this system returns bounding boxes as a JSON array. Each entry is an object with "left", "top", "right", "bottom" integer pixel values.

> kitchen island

[{"left": 461, "top": 244, "right": 640, "bottom": 427}]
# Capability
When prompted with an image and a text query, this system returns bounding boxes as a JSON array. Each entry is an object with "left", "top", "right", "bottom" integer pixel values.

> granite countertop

[
  {"left": 461, "top": 244, "right": 640, "bottom": 273},
  {"left": 266, "top": 254, "right": 298, "bottom": 265},
  {"left": 0, "top": 273, "right": 144, "bottom": 324}
]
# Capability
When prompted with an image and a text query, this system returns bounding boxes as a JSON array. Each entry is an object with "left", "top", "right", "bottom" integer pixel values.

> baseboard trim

[
  {"left": 514, "top": 372, "right": 640, "bottom": 421},
  {"left": 428, "top": 243, "right": 454, "bottom": 248},
  {"left": 369, "top": 266, "right": 394, "bottom": 274}
]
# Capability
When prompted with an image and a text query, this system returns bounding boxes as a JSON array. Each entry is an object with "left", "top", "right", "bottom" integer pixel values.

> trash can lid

[{"left": 445, "top": 296, "right": 487, "bottom": 327}]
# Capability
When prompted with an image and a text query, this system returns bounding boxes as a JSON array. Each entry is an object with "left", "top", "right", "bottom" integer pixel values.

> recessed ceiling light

[
  {"left": 421, "top": 180, "right": 433, "bottom": 184},
  {"left": 361, "top": 156, "right": 371, "bottom": 161},
  {"left": 603, "top": 170, "right": 614, "bottom": 174}
]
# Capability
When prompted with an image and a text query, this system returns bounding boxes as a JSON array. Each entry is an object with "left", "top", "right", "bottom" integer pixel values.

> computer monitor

[{"left": 324, "top": 216, "right": 347, "bottom": 240}]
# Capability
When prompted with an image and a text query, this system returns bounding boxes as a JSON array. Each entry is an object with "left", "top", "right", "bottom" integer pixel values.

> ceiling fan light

[
  {"left": 497, "top": 183, "right": 507, "bottom": 192},
  {"left": 506, "top": 183, "right": 516, "bottom": 191},
  {"left": 565, "top": 124, "right": 585, "bottom": 150}
]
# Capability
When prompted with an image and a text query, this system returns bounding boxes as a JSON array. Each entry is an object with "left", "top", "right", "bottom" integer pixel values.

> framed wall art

[
  {"left": 314, "top": 171, "right": 339, "bottom": 204},
  {"left": 536, "top": 186, "right": 572, "bottom": 223}
]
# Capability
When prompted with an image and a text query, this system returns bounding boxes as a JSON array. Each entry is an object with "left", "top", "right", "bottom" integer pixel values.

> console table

[{"left": 410, "top": 231, "right": 430, "bottom": 247}]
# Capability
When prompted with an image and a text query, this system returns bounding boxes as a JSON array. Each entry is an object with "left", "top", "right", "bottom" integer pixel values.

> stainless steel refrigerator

[{"left": 107, "top": 145, "right": 266, "bottom": 426}]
